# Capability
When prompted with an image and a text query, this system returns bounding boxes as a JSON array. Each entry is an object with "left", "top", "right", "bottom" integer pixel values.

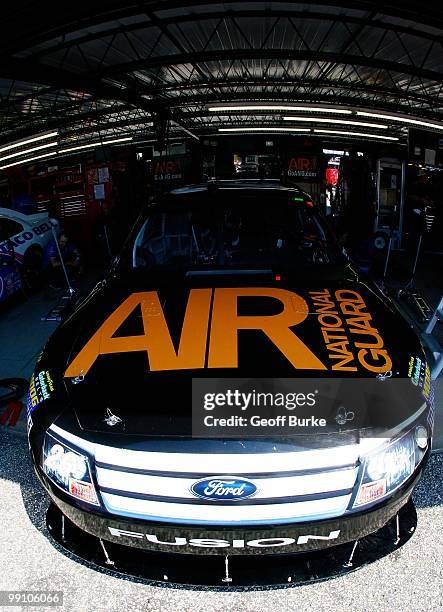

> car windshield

[{"left": 131, "top": 192, "right": 344, "bottom": 270}]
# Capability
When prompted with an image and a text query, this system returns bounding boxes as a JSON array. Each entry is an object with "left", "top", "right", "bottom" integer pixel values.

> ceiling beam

[
  {"left": 27, "top": 8, "right": 443, "bottom": 62},
  {"left": 0, "top": 57, "right": 195, "bottom": 144},
  {"left": 0, "top": 57, "right": 156, "bottom": 111},
  {"left": 147, "top": 78, "right": 442, "bottom": 110},
  {"left": 93, "top": 49, "right": 443, "bottom": 86},
  {"left": 2, "top": 1, "right": 442, "bottom": 56}
]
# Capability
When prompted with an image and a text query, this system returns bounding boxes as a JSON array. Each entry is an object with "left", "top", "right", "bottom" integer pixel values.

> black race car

[{"left": 28, "top": 180, "right": 433, "bottom": 586}]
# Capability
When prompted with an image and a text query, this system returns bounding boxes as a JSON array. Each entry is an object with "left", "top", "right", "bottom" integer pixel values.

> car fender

[{"left": 0, "top": 215, "right": 55, "bottom": 263}]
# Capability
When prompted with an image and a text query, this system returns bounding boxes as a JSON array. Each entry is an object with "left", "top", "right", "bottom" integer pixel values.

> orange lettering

[
  {"left": 358, "top": 348, "right": 392, "bottom": 372},
  {"left": 208, "top": 287, "right": 326, "bottom": 370},
  {"left": 64, "top": 289, "right": 212, "bottom": 377},
  {"left": 64, "top": 287, "right": 328, "bottom": 376}
]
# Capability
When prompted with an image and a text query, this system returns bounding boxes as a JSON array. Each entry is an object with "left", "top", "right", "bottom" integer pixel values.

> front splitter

[{"left": 46, "top": 500, "right": 417, "bottom": 588}]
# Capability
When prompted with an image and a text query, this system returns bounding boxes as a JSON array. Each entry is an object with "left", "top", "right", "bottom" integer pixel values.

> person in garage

[{"left": 44, "top": 231, "right": 81, "bottom": 289}]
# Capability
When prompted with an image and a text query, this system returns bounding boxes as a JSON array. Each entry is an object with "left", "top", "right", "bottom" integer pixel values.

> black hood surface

[{"left": 38, "top": 265, "right": 425, "bottom": 437}]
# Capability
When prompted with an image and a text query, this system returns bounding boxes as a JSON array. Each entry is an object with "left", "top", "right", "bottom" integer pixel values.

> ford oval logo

[{"left": 190, "top": 477, "right": 257, "bottom": 501}]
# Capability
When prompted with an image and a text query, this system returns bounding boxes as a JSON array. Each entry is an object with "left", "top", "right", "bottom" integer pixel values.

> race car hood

[{"left": 40, "top": 266, "right": 426, "bottom": 436}]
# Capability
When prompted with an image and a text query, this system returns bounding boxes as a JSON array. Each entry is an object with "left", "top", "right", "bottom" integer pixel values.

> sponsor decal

[
  {"left": 308, "top": 289, "right": 392, "bottom": 373},
  {"left": 190, "top": 477, "right": 257, "bottom": 501},
  {"left": 32, "top": 222, "right": 51, "bottom": 237},
  {"left": 107, "top": 527, "right": 341, "bottom": 548},
  {"left": 154, "top": 159, "right": 183, "bottom": 181},
  {"left": 408, "top": 355, "right": 432, "bottom": 402},
  {"left": 287, "top": 156, "right": 319, "bottom": 179},
  {"left": 27, "top": 370, "right": 54, "bottom": 413},
  {"left": 0, "top": 222, "right": 50, "bottom": 256},
  {"left": 64, "top": 288, "right": 391, "bottom": 377}
]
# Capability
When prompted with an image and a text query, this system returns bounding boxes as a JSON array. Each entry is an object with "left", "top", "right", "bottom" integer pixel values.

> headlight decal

[
  {"left": 353, "top": 431, "right": 417, "bottom": 508},
  {"left": 42, "top": 433, "right": 100, "bottom": 506}
]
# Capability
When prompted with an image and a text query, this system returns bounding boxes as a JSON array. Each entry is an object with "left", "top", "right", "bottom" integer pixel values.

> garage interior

[{"left": 0, "top": 1, "right": 442, "bottom": 608}]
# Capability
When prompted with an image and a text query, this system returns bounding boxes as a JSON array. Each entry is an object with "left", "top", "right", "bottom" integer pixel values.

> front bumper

[
  {"left": 45, "top": 495, "right": 418, "bottom": 587},
  {"left": 42, "top": 464, "right": 420, "bottom": 556}
]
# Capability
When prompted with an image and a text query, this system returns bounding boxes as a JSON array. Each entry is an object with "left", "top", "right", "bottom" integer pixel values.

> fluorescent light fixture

[
  {"left": 209, "top": 106, "right": 443, "bottom": 131},
  {"left": 0, "top": 141, "right": 58, "bottom": 163},
  {"left": 283, "top": 117, "right": 387, "bottom": 129},
  {"left": 209, "top": 105, "right": 352, "bottom": 114},
  {"left": 357, "top": 112, "right": 443, "bottom": 131},
  {"left": 58, "top": 136, "right": 133, "bottom": 154},
  {"left": 0, "top": 136, "right": 133, "bottom": 170},
  {"left": 314, "top": 129, "right": 399, "bottom": 141},
  {"left": 130, "top": 137, "right": 184, "bottom": 145},
  {"left": 0, "top": 131, "right": 58, "bottom": 154},
  {"left": 0, "top": 151, "right": 58, "bottom": 170},
  {"left": 218, "top": 127, "right": 310, "bottom": 133}
]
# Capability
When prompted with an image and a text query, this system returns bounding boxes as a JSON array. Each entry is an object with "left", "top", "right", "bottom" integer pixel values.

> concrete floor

[{"left": 0, "top": 289, "right": 59, "bottom": 380}]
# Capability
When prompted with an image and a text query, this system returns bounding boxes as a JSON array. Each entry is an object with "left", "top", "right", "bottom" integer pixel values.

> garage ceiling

[{"left": 0, "top": 1, "right": 442, "bottom": 151}]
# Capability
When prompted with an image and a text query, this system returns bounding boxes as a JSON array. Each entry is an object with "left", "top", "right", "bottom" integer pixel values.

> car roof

[
  {"left": 170, "top": 179, "right": 304, "bottom": 196},
  {"left": 0, "top": 207, "right": 49, "bottom": 223},
  {"left": 148, "top": 180, "right": 313, "bottom": 213},
  {"left": 0, "top": 207, "right": 18, "bottom": 218}
]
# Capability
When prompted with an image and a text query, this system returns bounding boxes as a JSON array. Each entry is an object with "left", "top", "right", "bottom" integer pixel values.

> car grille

[
  {"left": 94, "top": 447, "right": 358, "bottom": 525},
  {"left": 49, "top": 425, "right": 359, "bottom": 525}
]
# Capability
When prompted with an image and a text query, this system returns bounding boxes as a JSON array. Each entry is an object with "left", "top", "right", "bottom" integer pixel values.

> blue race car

[{"left": 0, "top": 252, "right": 22, "bottom": 303}]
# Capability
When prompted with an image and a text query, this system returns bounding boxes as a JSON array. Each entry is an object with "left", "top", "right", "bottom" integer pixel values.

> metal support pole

[
  {"left": 221, "top": 555, "right": 232, "bottom": 583},
  {"left": 50, "top": 222, "right": 75, "bottom": 296},
  {"left": 61, "top": 514, "right": 65, "bottom": 542},
  {"left": 103, "top": 223, "right": 112, "bottom": 259},
  {"left": 398, "top": 161, "right": 406, "bottom": 247},
  {"left": 99, "top": 200, "right": 112, "bottom": 259},
  {"left": 383, "top": 232, "right": 393, "bottom": 279},
  {"left": 394, "top": 513, "right": 401, "bottom": 545},
  {"left": 343, "top": 540, "right": 359, "bottom": 568},
  {"left": 425, "top": 295, "right": 443, "bottom": 334},
  {"left": 431, "top": 353, "right": 443, "bottom": 380},
  {"left": 411, "top": 234, "right": 423, "bottom": 279},
  {"left": 375, "top": 159, "right": 381, "bottom": 232},
  {"left": 99, "top": 539, "right": 114, "bottom": 566}
]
